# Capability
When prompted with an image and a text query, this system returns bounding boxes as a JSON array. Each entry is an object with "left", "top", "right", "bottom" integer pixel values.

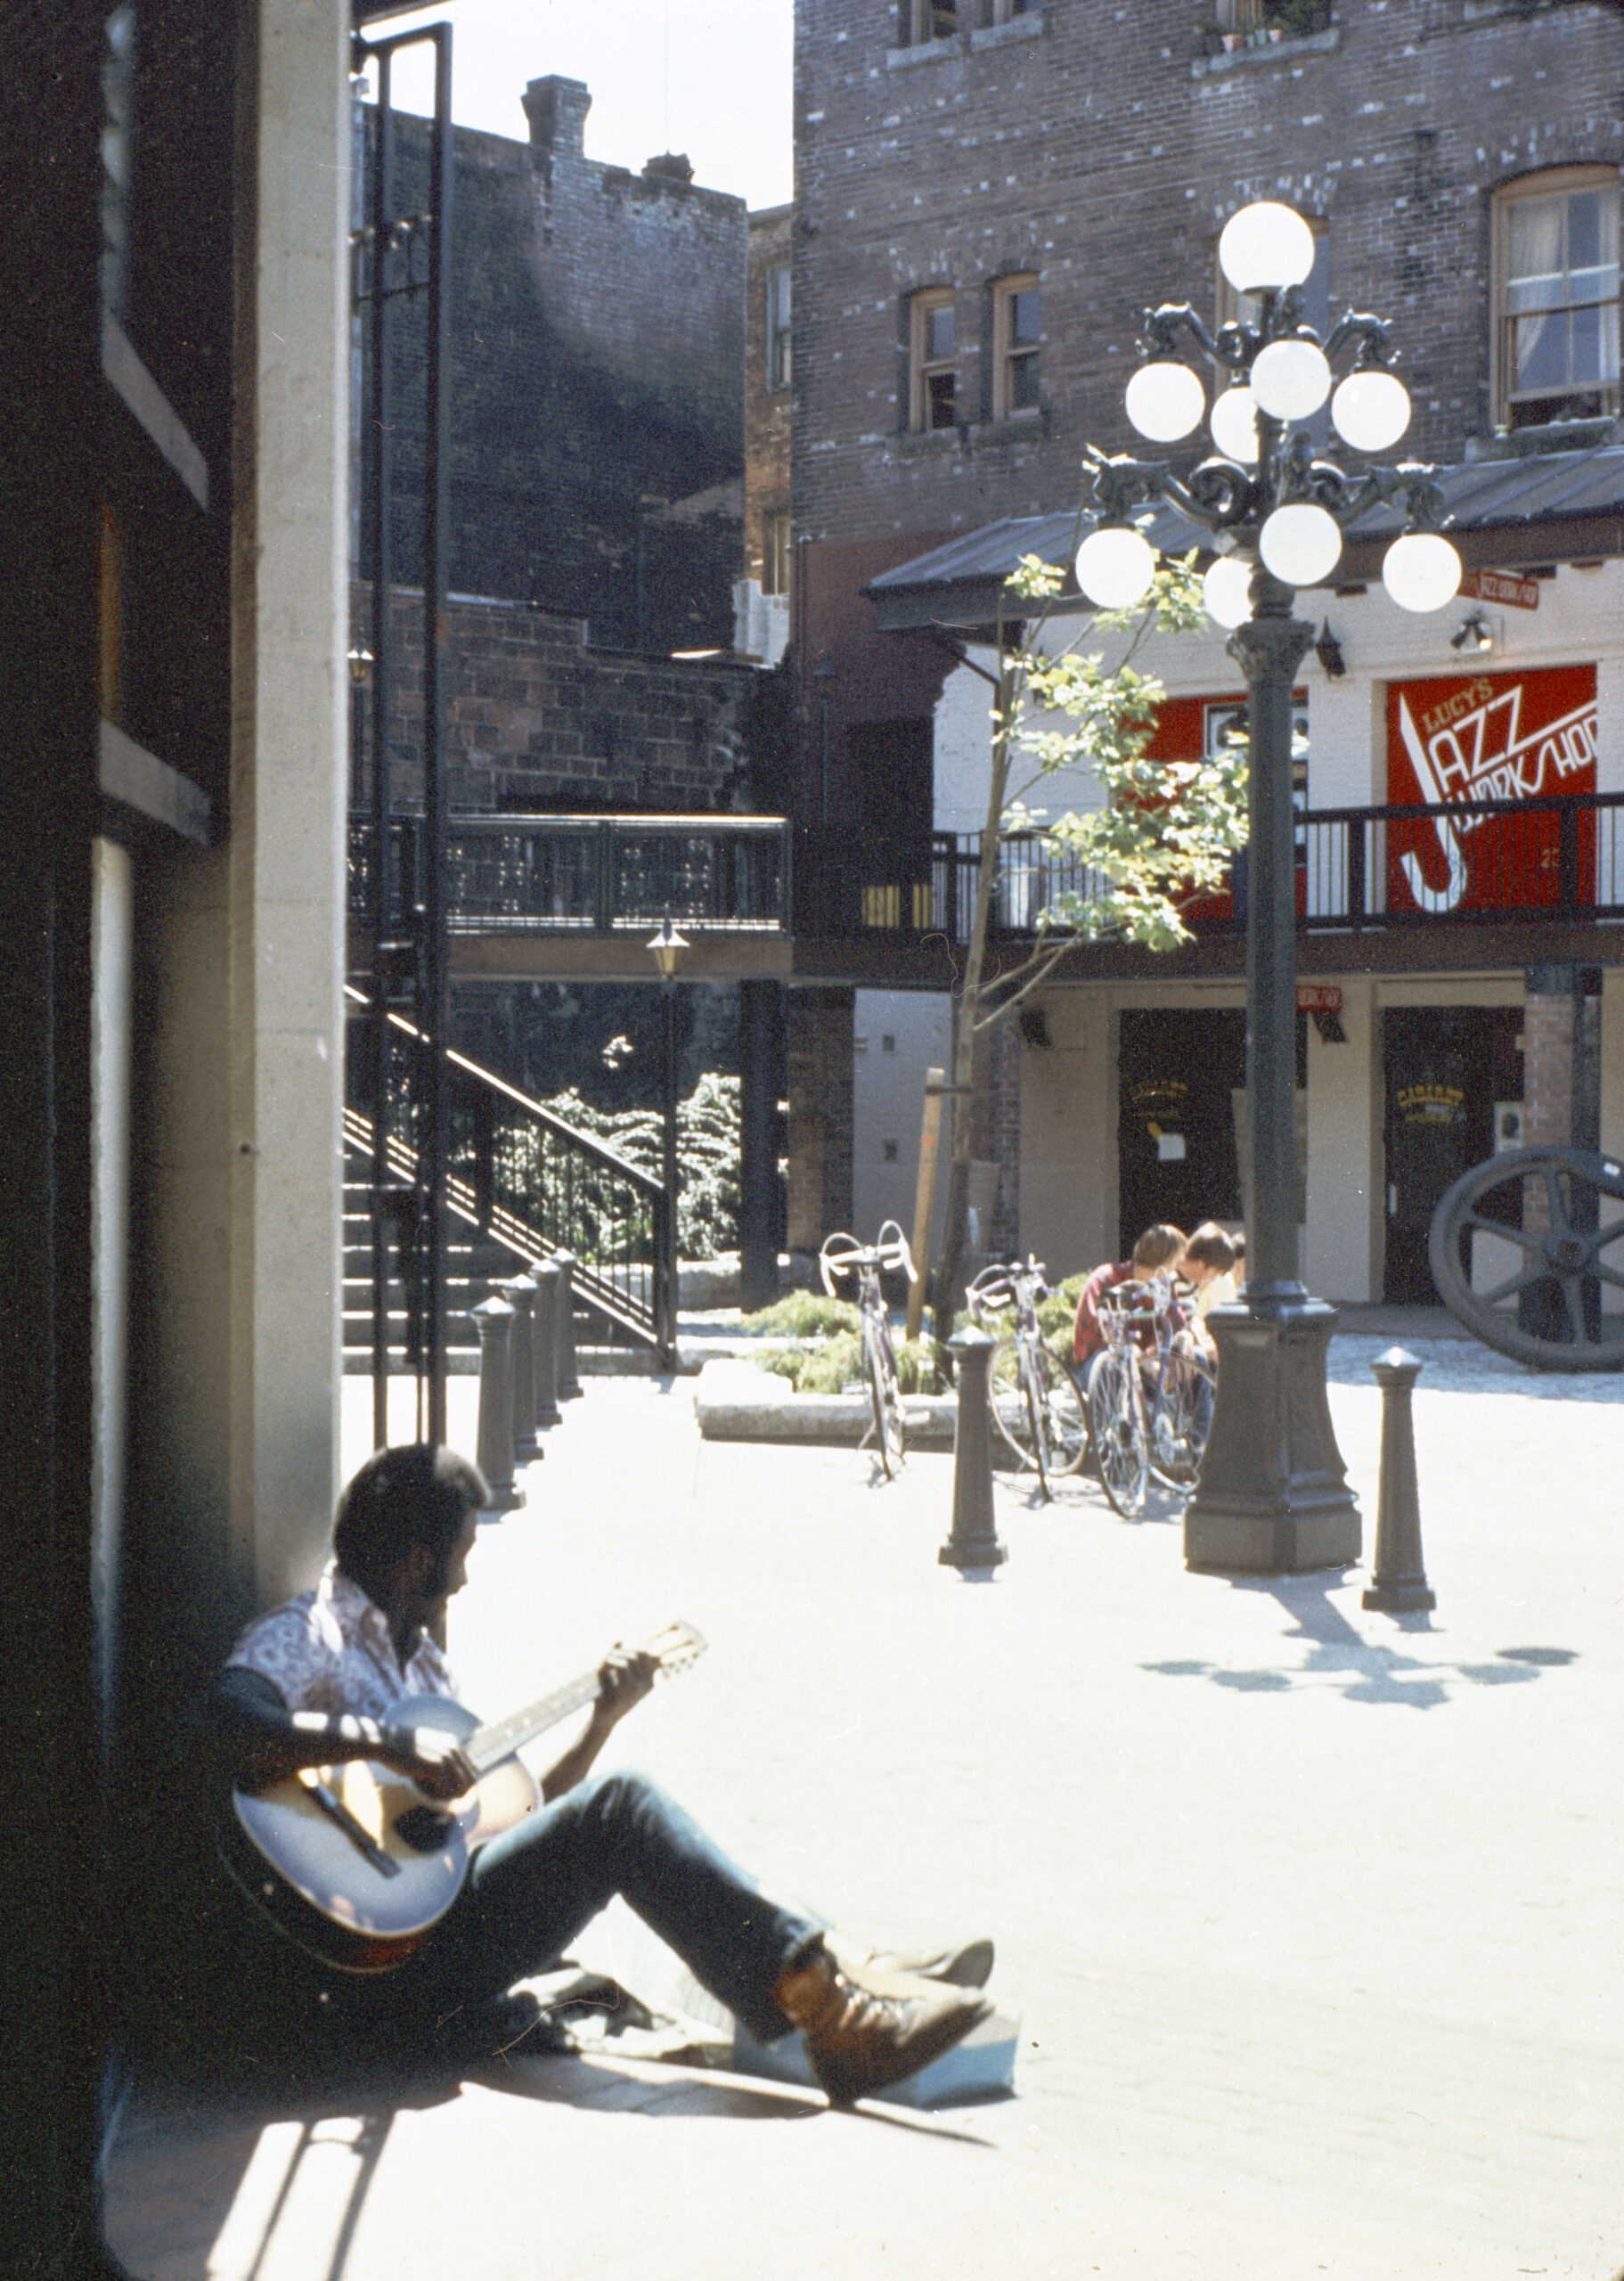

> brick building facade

[{"left": 786, "top": 0, "right": 1624, "bottom": 1302}]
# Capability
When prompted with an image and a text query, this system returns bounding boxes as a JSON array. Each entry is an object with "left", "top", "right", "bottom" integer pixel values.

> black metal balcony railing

[
  {"left": 348, "top": 811, "right": 789, "bottom": 936},
  {"left": 840, "top": 789, "right": 1624, "bottom": 943}
]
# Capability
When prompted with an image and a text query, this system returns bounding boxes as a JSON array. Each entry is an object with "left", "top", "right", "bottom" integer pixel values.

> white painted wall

[{"left": 852, "top": 990, "right": 953, "bottom": 1253}]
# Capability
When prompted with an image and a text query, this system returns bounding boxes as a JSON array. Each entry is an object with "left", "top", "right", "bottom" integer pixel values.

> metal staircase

[{"left": 344, "top": 988, "right": 668, "bottom": 1375}]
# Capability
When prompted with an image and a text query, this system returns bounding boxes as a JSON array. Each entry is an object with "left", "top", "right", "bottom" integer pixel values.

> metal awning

[{"left": 865, "top": 443, "right": 1624, "bottom": 637}]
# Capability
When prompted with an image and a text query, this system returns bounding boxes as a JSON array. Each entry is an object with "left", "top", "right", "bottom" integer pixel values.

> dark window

[{"left": 766, "top": 264, "right": 791, "bottom": 391}]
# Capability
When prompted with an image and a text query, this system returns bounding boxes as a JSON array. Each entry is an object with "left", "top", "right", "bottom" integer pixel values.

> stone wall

[
  {"left": 361, "top": 78, "right": 746, "bottom": 652},
  {"left": 361, "top": 583, "right": 758, "bottom": 814}
]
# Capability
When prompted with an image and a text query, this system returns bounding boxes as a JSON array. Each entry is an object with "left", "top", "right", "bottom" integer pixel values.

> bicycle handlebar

[
  {"left": 819, "top": 1222, "right": 918, "bottom": 1299},
  {"left": 966, "top": 1256, "right": 1049, "bottom": 1326}
]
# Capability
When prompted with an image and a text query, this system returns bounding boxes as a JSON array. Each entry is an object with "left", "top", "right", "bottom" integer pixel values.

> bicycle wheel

[
  {"left": 1087, "top": 1348, "right": 1148, "bottom": 1518},
  {"left": 988, "top": 1337, "right": 1045, "bottom": 1478},
  {"left": 1148, "top": 1347, "right": 1216, "bottom": 1492},
  {"left": 1032, "top": 1344, "right": 1089, "bottom": 1477},
  {"left": 865, "top": 1326, "right": 906, "bottom": 1478}
]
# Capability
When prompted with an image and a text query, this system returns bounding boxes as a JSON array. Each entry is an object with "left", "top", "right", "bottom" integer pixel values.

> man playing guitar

[{"left": 209, "top": 1443, "right": 992, "bottom": 2108}]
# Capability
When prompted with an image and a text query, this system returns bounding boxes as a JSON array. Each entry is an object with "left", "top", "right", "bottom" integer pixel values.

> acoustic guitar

[{"left": 221, "top": 1621, "right": 706, "bottom": 1973}]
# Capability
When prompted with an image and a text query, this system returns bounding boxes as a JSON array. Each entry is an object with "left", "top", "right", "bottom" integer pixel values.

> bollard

[
  {"left": 938, "top": 1327, "right": 1007, "bottom": 1574},
  {"left": 500, "top": 1272, "right": 541, "bottom": 1464},
  {"left": 553, "top": 1250, "right": 583, "bottom": 1399},
  {"left": 531, "top": 1257, "right": 563, "bottom": 1432},
  {"left": 1361, "top": 1345, "right": 1434, "bottom": 1613},
  {"left": 469, "top": 1296, "right": 526, "bottom": 1513}
]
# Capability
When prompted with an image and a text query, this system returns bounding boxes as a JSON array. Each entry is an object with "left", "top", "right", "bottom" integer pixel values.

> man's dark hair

[
  {"left": 1183, "top": 1222, "right": 1236, "bottom": 1274},
  {"left": 332, "top": 1444, "right": 488, "bottom": 1590},
  {"left": 1131, "top": 1222, "right": 1187, "bottom": 1271}
]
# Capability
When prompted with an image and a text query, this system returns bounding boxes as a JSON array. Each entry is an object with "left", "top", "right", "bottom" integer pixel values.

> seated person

[
  {"left": 1072, "top": 1222, "right": 1188, "bottom": 1374},
  {"left": 208, "top": 1444, "right": 992, "bottom": 2109},
  {"left": 1177, "top": 1222, "right": 1240, "bottom": 1361}
]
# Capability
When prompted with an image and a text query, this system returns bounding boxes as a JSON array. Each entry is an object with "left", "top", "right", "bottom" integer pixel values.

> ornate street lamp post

[
  {"left": 647, "top": 915, "right": 690, "bottom": 1370},
  {"left": 1073, "top": 201, "right": 1464, "bottom": 1573}
]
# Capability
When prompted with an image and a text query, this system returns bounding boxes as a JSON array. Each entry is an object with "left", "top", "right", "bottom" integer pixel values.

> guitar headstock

[{"left": 640, "top": 1621, "right": 708, "bottom": 1680}]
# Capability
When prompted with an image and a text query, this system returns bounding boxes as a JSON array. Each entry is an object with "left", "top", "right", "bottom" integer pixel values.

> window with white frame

[
  {"left": 766, "top": 263, "right": 791, "bottom": 392},
  {"left": 910, "top": 290, "right": 958, "bottom": 431},
  {"left": 762, "top": 510, "right": 790, "bottom": 596},
  {"left": 992, "top": 274, "right": 1041, "bottom": 420},
  {"left": 1494, "top": 169, "right": 1620, "bottom": 429}
]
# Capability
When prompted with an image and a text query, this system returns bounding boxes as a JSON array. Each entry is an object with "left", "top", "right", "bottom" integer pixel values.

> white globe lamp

[
  {"left": 1203, "top": 556, "right": 1254, "bottom": 630},
  {"left": 1382, "top": 531, "right": 1462, "bottom": 613},
  {"left": 1218, "top": 201, "right": 1316, "bottom": 296},
  {"left": 1259, "top": 502, "right": 1342, "bottom": 588},
  {"left": 1075, "top": 524, "right": 1158, "bottom": 609},
  {"left": 1125, "top": 360, "right": 1205, "bottom": 443},
  {"left": 1250, "top": 338, "right": 1333, "bottom": 422},
  {"left": 1330, "top": 369, "right": 1411, "bottom": 454},
  {"left": 1210, "top": 386, "right": 1260, "bottom": 463}
]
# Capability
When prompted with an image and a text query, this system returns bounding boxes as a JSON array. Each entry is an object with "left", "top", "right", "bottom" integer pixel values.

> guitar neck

[{"left": 466, "top": 1671, "right": 603, "bottom": 1774}]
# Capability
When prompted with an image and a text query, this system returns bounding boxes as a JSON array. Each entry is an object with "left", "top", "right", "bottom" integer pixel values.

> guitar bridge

[{"left": 307, "top": 1779, "right": 401, "bottom": 1878}]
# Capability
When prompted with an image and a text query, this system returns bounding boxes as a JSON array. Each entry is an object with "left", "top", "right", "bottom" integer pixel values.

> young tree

[{"left": 931, "top": 550, "right": 1249, "bottom": 1341}]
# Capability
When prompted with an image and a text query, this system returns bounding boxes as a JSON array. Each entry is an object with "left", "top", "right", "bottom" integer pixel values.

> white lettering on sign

[{"left": 1462, "top": 568, "right": 1539, "bottom": 611}]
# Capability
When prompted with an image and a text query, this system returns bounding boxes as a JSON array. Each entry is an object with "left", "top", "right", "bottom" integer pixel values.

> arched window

[{"left": 1492, "top": 167, "right": 1620, "bottom": 430}]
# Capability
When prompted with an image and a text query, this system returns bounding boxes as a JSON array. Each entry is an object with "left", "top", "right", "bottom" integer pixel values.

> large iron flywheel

[{"left": 1428, "top": 1146, "right": 1624, "bottom": 1372}]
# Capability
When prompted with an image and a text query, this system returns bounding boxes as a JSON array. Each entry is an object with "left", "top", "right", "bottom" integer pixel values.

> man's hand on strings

[{"left": 386, "top": 1723, "right": 479, "bottom": 1800}]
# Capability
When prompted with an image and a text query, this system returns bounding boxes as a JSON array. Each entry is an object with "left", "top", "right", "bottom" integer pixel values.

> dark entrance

[
  {"left": 848, "top": 718, "right": 934, "bottom": 929},
  {"left": 1382, "top": 1006, "right": 1521, "bottom": 1303},
  {"left": 1118, "top": 1009, "right": 1247, "bottom": 1254}
]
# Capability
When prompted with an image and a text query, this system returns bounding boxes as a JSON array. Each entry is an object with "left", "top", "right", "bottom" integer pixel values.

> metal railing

[
  {"left": 348, "top": 810, "right": 790, "bottom": 936},
  {"left": 346, "top": 988, "right": 668, "bottom": 1351},
  {"left": 842, "top": 790, "right": 1624, "bottom": 943}
]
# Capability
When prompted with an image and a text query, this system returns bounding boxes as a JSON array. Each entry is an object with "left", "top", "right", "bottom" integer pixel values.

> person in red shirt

[{"left": 1072, "top": 1222, "right": 1188, "bottom": 1370}]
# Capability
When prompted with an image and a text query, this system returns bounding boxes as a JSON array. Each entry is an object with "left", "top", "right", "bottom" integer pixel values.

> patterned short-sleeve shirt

[{"left": 224, "top": 1562, "right": 456, "bottom": 1721}]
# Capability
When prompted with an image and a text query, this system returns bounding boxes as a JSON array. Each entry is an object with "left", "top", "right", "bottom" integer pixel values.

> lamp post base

[{"left": 1183, "top": 1295, "right": 1360, "bottom": 1575}]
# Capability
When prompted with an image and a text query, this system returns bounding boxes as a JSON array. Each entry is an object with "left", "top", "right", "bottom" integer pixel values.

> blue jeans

[{"left": 398, "top": 1770, "right": 817, "bottom": 2047}]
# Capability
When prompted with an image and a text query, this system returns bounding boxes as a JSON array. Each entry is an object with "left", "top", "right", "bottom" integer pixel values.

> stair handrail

[{"left": 344, "top": 983, "right": 662, "bottom": 1199}]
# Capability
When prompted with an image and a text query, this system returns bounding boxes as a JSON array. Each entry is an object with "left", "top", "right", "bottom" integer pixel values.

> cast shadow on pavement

[{"left": 1140, "top": 1572, "right": 1578, "bottom": 1709}]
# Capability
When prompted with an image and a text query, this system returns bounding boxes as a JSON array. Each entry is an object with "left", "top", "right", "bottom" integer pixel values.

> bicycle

[
  {"left": 967, "top": 1257, "right": 1089, "bottom": 1499},
  {"left": 819, "top": 1221, "right": 918, "bottom": 1478},
  {"left": 1086, "top": 1273, "right": 1216, "bottom": 1519}
]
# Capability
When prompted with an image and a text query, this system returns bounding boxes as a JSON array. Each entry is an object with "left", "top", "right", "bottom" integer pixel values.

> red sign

[
  {"left": 1386, "top": 666, "right": 1597, "bottom": 915},
  {"left": 1143, "top": 691, "right": 1309, "bottom": 926},
  {"left": 1296, "top": 985, "right": 1342, "bottom": 1013},
  {"left": 1460, "top": 568, "right": 1540, "bottom": 611}
]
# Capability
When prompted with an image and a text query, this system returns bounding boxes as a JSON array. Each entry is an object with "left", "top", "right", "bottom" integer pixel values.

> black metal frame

[{"left": 355, "top": 19, "right": 453, "bottom": 1449}]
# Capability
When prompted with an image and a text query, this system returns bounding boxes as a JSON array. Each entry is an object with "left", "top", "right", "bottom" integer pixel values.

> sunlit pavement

[{"left": 105, "top": 1340, "right": 1624, "bottom": 2280}]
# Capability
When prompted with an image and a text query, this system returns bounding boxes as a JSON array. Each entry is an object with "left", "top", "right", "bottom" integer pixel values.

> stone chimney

[
  {"left": 642, "top": 151, "right": 695, "bottom": 184},
  {"left": 522, "top": 76, "right": 591, "bottom": 156}
]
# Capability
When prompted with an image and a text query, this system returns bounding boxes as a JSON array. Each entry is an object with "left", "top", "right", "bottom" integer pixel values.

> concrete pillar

[
  {"left": 137, "top": 0, "right": 350, "bottom": 1651},
  {"left": 786, "top": 985, "right": 853, "bottom": 1252},
  {"left": 739, "top": 977, "right": 783, "bottom": 1312}
]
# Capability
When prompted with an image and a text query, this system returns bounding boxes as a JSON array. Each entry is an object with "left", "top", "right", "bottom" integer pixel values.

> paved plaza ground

[{"left": 105, "top": 1329, "right": 1624, "bottom": 2280}]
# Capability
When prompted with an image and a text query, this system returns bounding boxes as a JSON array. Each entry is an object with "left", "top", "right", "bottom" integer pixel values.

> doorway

[
  {"left": 1382, "top": 1006, "right": 1521, "bottom": 1303},
  {"left": 1118, "top": 1009, "right": 1247, "bottom": 1253}
]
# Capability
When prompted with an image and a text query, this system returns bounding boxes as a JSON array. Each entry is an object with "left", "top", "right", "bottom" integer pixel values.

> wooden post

[{"left": 906, "top": 1067, "right": 945, "bottom": 1344}]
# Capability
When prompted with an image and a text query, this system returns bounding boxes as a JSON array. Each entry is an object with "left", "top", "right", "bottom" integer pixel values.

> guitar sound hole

[{"left": 395, "top": 1805, "right": 455, "bottom": 1854}]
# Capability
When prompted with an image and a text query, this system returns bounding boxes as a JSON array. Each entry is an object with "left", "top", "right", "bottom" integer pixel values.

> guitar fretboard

[
  {"left": 466, "top": 1672, "right": 603, "bottom": 1774},
  {"left": 461, "top": 1623, "right": 706, "bottom": 1775}
]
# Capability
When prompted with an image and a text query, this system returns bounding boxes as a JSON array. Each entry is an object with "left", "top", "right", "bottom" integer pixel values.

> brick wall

[
  {"left": 360, "top": 584, "right": 758, "bottom": 813},
  {"left": 792, "top": 0, "right": 1624, "bottom": 551},
  {"left": 361, "top": 81, "right": 746, "bottom": 651},
  {"left": 787, "top": 986, "right": 856, "bottom": 1249}
]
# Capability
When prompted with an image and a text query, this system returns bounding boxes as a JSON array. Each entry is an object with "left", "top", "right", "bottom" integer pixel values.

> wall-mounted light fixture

[
  {"left": 1313, "top": 620, "right": 1346, "bottom": 679},
  {"left": 1450, "top": 609, "right": 1494, "bottom": 654}
]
